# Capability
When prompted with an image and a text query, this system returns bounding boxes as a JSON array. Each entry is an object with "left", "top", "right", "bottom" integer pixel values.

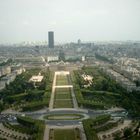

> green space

[
  {"left": 83, "top": 115, "right": 140, "bottom": 140},
  {"left": 54, "top": 87, "right": 73, "bottom": 108},
  {"left": 56, "top": 75, "right": 69, "bottom": 85},
  {"left": 21, "top": 101, "right": 49, "bottom": 111},
  {"left": 54, "top": 99, "right": 73, "bottom": 108},
  {"left": 55, "top": 88, "right": 71, "bottom": 94},
  {"left": 0, "top": 116, "right": 45, "bottom": 140},
  {"left": 72, "top": 66, "right": 140, "bottom": 117},
  {"left": 0, "top": 68, "right": 53, "bottom": 112},
  {"left": 55, "top": 93, "right": 71, "bottom": 99},
  {"left": 49, "top": 128, "right": 81, "bottom": 140},
  {"left": 55, "top": 88, "right": 71, "bottom": 99},
  {"left": 81, "top": 89, "right": 121, "bottom": 108},
  {"left": 16, "top": 116, "right": 45, "bottom": 140},
  {"left": 82, "top": 115, "right": 111, "bottom": 140},
  {"left": 53, "top": 74, "right": 74, "bottom": 108},
  {"left": 44, "top": 114, "right": 84, "bottom": 120}
]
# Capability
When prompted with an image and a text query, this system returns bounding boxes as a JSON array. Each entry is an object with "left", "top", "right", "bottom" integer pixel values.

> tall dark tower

[{"left": 48, "top": 31, "right": 54, "bottom": 48}]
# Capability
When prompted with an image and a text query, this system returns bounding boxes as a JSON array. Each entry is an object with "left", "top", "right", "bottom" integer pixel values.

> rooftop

[{"left": 29, "top": 75, "right": 43, "bottom": 82}]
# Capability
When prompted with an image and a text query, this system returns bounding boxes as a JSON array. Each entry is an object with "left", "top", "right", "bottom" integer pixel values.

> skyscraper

[{"left": 48, "top": 31, "right": 54, "bottom": 48}]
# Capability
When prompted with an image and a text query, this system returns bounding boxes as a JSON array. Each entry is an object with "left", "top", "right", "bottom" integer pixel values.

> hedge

[
  {"left": 83, "top": 119, "right": 99, "bottom": 140},
  {"left": 22, "top": 101, "right": 49, "bottom": 111},
  {"left": 82, "top": 115, "right": 111, "bottom": 140},
  {"left": 17, "top": 116, "right": 45, "bottom": 140},
  {"left": 2, "top": 122, "right": 33, "bottom": 134}
]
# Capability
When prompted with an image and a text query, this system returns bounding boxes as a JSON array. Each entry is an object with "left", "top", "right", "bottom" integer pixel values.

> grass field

[
  {"left": 55, "top": 93, "right": 71, "bottom": 99},
  {"left": 54, "top": 87, "right": 73, "bottom": 108},
  {"left": 55, "top": 88, "right": 71, "bottom": 99},
  {"left": 56, "top": 75, "right": 69, "bottom": 85},
  {"left": 44, "top": 114, "right": 84, "bottom": 120},
  {"left": 55, "top": 88, "right": 71, "bottom": 94},
  {"left": 49, "top": 129, "right": 81, "bottom": 140},
  {"left": 54, "top": 99, "right": 73, "bottom": 108},
  {"left": 53, "top": 74, "right": 74, "bottom": 108}
]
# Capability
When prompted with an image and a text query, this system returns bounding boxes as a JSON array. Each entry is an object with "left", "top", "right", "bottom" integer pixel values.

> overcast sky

[{"left": 0, "top": 0, "right": 140, "bottom": 43}]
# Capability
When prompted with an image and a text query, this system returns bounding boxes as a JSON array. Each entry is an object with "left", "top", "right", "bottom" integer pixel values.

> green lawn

[
  {"left": 55, "top": 88, "right": 71, "bottom": 94},
  {"left": 56, "top": 75, "right": 69, "bottom": 85},
  {"left": 55, "top": 93, "right": 71, "bottom": 99},
  {"left": 54, "top": 100, "right": 73, "bottom": 108},
  {"left": 55, "top": 88, "right": 71, "bottom": 99},
  {"left": 44, "top": 114, "right": 84, "bottom": 120},
  {"left": 54, "top": 74, "right": 74, "bottom": 108},
  {"left": 49, "top": 129, "right": 81, "bottom": 140}
]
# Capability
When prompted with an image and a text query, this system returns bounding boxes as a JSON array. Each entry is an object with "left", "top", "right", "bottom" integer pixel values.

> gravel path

[{"left": 98, "top": 120, "right": 132, "bottom": 140}]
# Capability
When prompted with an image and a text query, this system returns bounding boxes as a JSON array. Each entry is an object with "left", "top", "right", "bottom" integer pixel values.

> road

[{"left": 1, "top": 107, "right": 127, "bottom": 124}]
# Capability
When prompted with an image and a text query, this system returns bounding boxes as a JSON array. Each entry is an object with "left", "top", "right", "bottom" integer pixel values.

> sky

[{"left": 0, "top": 0, "right": 140, "bottom": 43}]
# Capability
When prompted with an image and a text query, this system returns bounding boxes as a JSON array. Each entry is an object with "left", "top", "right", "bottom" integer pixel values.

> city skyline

[{"left": 0, "top": 0, "right": 140, "bottom": 43}]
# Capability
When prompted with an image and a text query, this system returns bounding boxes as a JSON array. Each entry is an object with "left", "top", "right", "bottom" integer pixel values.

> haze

[{"left": 0, "top": 0, "right": 140, "bottom": 43}]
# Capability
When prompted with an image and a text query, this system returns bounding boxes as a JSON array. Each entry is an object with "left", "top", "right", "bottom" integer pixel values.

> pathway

[
  {"left": 98, "top": 120, "right": 132, "bottom": 139},
  {"left": 44, "top": 71, "right": 86, "bottom": 140}
]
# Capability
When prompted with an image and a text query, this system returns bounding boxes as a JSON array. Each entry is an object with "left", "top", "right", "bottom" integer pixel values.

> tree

[
  {"left": 123, "top": 128, "right": 132, "bottom": 138},
  {"left": 0, "top": 102, "right": 4, "bottom": 114},
  {"left": 114, "top": 134, "right": 121, "bottom": 140},
  {"left": 135, "top": 80, "right": 140, "bottom": 87}
]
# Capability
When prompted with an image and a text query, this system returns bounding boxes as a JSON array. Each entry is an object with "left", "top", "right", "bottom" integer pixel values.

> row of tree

[{"left": 17, "top": 116, "right": 45, "bottom": 140}]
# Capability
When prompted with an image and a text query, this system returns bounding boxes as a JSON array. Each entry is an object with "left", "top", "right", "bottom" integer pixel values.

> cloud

[
  {"left": 49, "top": 21, "right": 57, "bottom": 26},
  {"left": 22, "top": 20, "right": 31, "bottom": 26},
  {"left": 0, "top": 21, "right": 5, "bottom": 25}
]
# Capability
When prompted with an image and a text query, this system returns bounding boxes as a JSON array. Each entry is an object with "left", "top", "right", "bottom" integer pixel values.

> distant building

[
  {"left": 48, "top": 31, "right": 54, "bottom": 48},
  {"left": 0, "top": 81, "right": 6, "bottom": 90},
  {"left": 81, "top": 74, "right": 93, "bottom": 88},
  {"left": 78, "top": 39, "right": 81, "bottom": 45},
  {"left": 82, "top": 56, "right": 85, "bottom": 61},
  {"left": 35, "top": 45, "right": 40, "bottom": 53},
  {"left": 0, "top": 66, "right": 11, "bottom": 76},
  {"left": 47, "top": 56, "right": 59, "bottom": 62},
  {"left": 15, "top": 67, "right": 26, "bottom": 75},
  {"left": 29, "top": 75, "right": 43, "bottom": 83},
  {"left": 1, "top": 73, "right": 16, "bottom": 85},
  {"left": 59, "top": 50, "right": 65, "bottom": 61}
]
